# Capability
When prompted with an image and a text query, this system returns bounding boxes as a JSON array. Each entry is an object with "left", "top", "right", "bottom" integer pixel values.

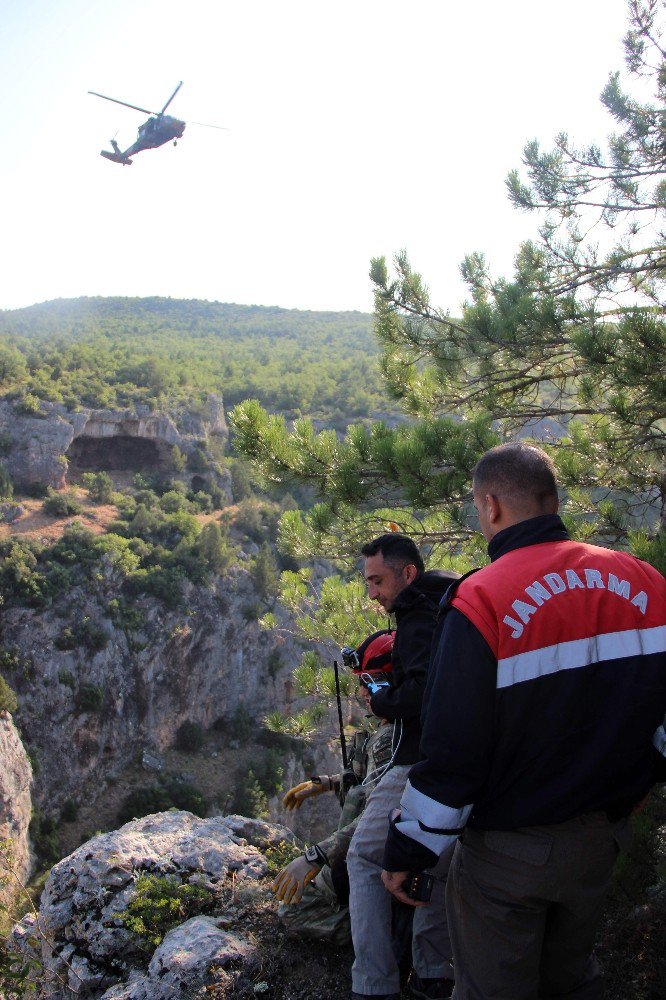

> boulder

[
  {"left": 99, "top": 917, "right": 257, "bottom": 999},
  {"left": 10, "top": 811, "right": 295, "bottom": 999}
]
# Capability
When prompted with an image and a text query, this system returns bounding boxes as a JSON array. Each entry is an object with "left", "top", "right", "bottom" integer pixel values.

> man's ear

[
  {"left": 487, "top": 493, "right": 502, "bottom": 526},
  {"left": 403, "top": 563, "right": 419, "bottom": 586}
]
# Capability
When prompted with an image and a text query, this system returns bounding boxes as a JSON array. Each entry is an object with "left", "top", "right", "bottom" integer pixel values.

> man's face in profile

[{"left": 364, "top": 552, "right": 414, "bottom": 613}]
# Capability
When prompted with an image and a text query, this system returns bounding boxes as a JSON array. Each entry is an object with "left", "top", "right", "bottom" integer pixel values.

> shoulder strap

[{"left": 436, "top": 567, "right": 482, "bottom": 621}]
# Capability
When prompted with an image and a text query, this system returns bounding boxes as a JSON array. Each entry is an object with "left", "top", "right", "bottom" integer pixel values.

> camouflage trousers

[{"left": 277, "top": 865, "right": 351, "bottom": 946}]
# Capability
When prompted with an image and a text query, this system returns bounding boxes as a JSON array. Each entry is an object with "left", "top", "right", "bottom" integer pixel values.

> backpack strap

[{"left": 436, "top": 567, "right": 481, "bottom": 621}]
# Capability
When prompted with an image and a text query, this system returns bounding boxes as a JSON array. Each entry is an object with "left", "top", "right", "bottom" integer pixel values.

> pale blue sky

[{"left": 0, "top": 0, "right": 631, "bottom": 314}]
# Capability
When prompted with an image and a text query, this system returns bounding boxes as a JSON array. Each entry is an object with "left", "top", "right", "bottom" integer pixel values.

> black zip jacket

[
  {"left": 370, "top": 569, "right": 459, "bottom": 766},
  {"left": 384, "top": 516, "right": 666, "bottom": 872}
]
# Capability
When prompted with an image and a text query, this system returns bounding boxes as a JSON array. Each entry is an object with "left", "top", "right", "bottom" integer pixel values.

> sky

[{"left": 0, "top": 0, "right": 633, "bottom": 316}]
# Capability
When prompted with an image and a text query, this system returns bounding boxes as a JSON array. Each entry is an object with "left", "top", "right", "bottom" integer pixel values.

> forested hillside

[{"left": 0, "top": 297, "right": 387, "bottom": 426}]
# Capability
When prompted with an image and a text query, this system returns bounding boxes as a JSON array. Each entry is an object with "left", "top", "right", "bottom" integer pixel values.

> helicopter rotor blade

[
  {"left": 160, "top": 81, "right": 183, "bottom": 115},
  {"left": 89, "top": 91, "right": 157, "bottom": 116},
  {"left": 187, "top": 120, "right": 230, "bottom": 130}
]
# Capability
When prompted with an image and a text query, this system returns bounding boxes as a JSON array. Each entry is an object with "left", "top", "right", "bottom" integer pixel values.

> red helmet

[{"left": 353, "top": 630, "right": 394, "bottom": 676}]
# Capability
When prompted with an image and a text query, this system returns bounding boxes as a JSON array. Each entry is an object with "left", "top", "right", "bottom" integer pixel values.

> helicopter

[{"left": 88, "top": 81, "right": 205, "bottom": 165}]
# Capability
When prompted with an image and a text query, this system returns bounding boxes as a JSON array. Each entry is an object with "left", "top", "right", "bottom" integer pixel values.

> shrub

[
  {"left": 187, "top": 447, "right": 209, "bottom": 473},
  {"left": 29, "top": 811, "right": 60, "bottom": 866},
  {"left": 57, "top": 617, "right": 108, "bottom": 653},
  {"left": 81, "top": 472, "right": 114, "bottom": 504},
  {"left": 266, "top": 650, "right": 283, "bottom": 678},
  {"left": 159, "top": 491, "right": 193, "bottom": 514},
  {"left": 196, "top": 522, "right": 234, "bottom": 574},
  {"left": 188, "top": 490, "right": 214, "bottom": 514},
  {"left": 256, "top": 725, "right": 306, "bottom": 756},
  {"left": 0, "top": 675, "right": 17, "bottom": 714},
  {"left": 230, "top": 702, "right": 255, "bottom": 744},
  {"left": 42, "top": 490, "right": 83, "bottom": 518},
  {"left": 250, "top": 543, "right": 279, "bottom": 603},
  {"left": 79, "top": 618, "right": 109, "bottom": 652},
  {"left": 169, "top": 446, "right": 187, "bottom": 473},
  {"left": 117, "top": 779, "right": 207, "bottom": 825},
  {"left": 74, "top": 683, "right": 104, "bottom": 713},
  {"left": 118, "top": 785, "right": 172, "bottom": 824},
  {"left": 0, "top": 648, "right": 21, "bottom": 673},
  {"left": 0, "top": 465, "right": 13, "bottom": 500},
  {"left": 24, "top": 745, "right": 39, "bottom": 775},
  {"left": 14, "top": 394, "right": 42, "bottom": 417},
  {"left": 106, "top": 599, "right": 145, "bottom": 631},
  {"left": 229, "top": 460, "right": 252, "bottom": 502},
  {"left": 231, "top": 748, "right": 283, "bottom": 819},
  {"left": 175, "top": 720, "right": 206, "bottom": 753},
  {"left": 231, "top": 770, "right": 269, "bottom": 819},
  {"left": 0, "top": 537, "right": 47, "bottom": 607},
  {"left": 60, "top": 799, "right": 79, "bottom": 823},
  {"left": 233, "top": 499, "right": 265, "bottom": 542},
  {"left": 118, "top": 873, "right": 212, "bottom": 951},
  {"left": 23, "top": 481, "right": 49, "bottom": 498},
  {"left": 54, "top": 627, "right": 76, "bottom": 651},
  {"left": 242, "top": 600, "right": 261, "bottom": 622}
]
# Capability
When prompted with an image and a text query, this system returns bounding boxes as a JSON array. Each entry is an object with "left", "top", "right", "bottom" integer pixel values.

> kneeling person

[{"left": 272, "top": 632, "right": 397, "bottom": 945}]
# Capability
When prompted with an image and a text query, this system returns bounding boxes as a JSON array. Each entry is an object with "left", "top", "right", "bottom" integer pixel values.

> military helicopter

[{"left": 88, "top": 81, "right": 221, "bottom": 165}]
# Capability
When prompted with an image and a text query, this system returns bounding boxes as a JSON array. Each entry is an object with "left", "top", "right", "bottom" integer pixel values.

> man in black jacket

[
  {"left": 347, "top": 533, "right": 459, "bottom": 1000},
  {"left": 381, "top": 444, "right": 666, "bottom": 1000}
]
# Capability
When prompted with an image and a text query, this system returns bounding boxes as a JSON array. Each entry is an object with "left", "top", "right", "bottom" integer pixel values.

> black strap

[
  {"left": 333, "top": 659, "right": 348, "bottom": 769},
  {"left": 436, "top": 567, "right": 482, "bottom": 621}
]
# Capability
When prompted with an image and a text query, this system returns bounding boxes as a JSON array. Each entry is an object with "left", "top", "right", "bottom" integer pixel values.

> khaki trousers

[{"left": 447, "top": 814, "right": 623, "bottom": 1000}]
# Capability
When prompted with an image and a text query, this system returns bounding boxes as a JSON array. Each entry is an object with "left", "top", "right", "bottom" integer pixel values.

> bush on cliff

[
  {"left": 175, "top": 720, "right": 206, "bottom": 753},
  {"left": 0, "top": 675, "right": 17, "bottom": 714}
]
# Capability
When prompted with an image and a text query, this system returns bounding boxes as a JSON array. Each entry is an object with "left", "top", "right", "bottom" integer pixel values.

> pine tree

[{"left": 232, "top": 0, "right": 666, "bottom": 573}]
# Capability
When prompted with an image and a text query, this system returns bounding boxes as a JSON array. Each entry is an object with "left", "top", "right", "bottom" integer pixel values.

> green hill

[{"left": 0, "top": 297, "right": 383, "bottom": 424}]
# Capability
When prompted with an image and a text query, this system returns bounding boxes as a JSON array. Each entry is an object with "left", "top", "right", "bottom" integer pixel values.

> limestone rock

[
  {"left": 0, "top": 502, "right": 24, "bottom": 523},
  {"left": 0, "top": 396, "right": 228, "bottom": 490},
  {"left": 100, "top": 917, "right": 257, "bottom": 999},
  {"left": 24, "top": 810, "right": 294, "bottom": 999},
  {"left": 0, "top": 712, "right": 33, "bottom": 906}
]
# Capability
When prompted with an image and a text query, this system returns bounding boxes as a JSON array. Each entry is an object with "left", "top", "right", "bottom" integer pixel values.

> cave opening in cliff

[{"left": 66, "top": 435, "right": 170, "bottom": 473}]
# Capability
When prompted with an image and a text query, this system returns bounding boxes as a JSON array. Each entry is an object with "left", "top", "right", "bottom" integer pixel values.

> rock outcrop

[
  {"left": 0, "top": 712, "right": 32, "bottom": 908},
  {"left": 9, "top": 811, "right": 295, "bottom": 999},
  {"left": 0, "top": 397, "right": 228, "bottom": 490}
]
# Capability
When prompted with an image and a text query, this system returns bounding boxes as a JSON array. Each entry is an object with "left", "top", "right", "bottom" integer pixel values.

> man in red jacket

[{"left": 382, "top": 443, "right": 666, "bottom": 1000}]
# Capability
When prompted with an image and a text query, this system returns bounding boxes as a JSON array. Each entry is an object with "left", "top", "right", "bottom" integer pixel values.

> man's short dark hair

[
  {"left": 473, "top": 443, "right": 558, "bottom": 511},
  {"left": 361, "top": 533, "right": 425, "bottom": 575}
]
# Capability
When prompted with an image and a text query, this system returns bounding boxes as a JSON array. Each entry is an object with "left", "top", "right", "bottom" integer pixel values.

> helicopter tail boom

[{"left": 100, "top": 149, "right": 133, "bottom": 165}]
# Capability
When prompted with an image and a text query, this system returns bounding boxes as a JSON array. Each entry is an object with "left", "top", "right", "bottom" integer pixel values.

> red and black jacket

[{"left": 384, "top": 515, "right": 666, "bottom": 872}]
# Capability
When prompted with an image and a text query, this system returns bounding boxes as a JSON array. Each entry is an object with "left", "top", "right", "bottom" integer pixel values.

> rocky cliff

[
  {"left": 0, "top": 565, "right": 306, "bottom": 819},
  {"left": 0, "top": 713, "right": 32, "bottom": 909},
  {"left": 0, "top": 396, "right": 228, "bottom": 490}
]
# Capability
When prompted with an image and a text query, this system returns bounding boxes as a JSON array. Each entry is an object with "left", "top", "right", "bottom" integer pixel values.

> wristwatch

[{"left": 304, "top": 844, "right": 329, "bottom": 867}]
